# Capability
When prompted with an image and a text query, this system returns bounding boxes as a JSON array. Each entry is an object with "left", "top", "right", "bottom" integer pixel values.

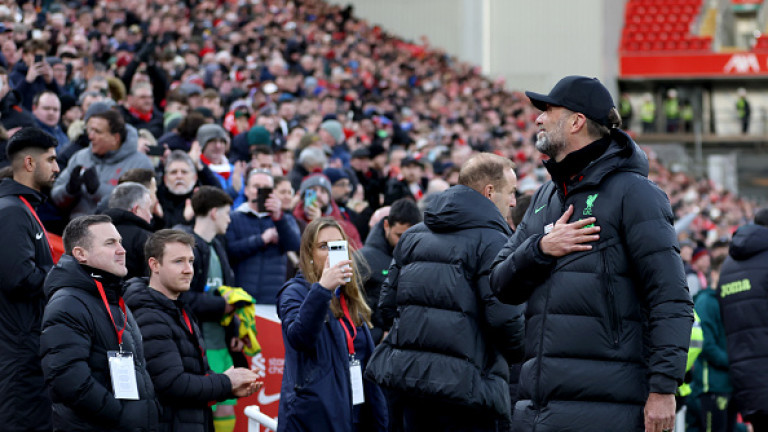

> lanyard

[
  {"left": 94, "top": 279, "right": 127, "bottom": 350},
  {"left": 338, "top": 295, "right": 357, "bottom": 356},
  {"left": 18, "top": 196, "right": 53, "bottom": 258}
]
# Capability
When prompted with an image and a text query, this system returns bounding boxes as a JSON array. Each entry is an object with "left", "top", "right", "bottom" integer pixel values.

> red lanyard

[
  {"left": 18, "top": 196, "right": 53, "bottom": 258},
  {"left": 338, "top": 295, "right": 357, "bottom": 356},
  {"left": 181, "top": 309, "right": 194, "bottom": 335},
  {"left": 94, "top": 279, "right": 127, "bottom": 348}
]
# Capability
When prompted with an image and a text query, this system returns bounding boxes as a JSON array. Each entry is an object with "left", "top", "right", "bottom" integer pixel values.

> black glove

[
  {"left": 82, "top": 166, "right": 100, "bottom": 194},
  {"left": 66, "top": 165, "right": 83, "bottom": 195}
]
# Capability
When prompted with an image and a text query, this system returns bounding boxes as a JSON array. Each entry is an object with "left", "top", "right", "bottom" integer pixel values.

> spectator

[
  {"left": 293, "top": 173, "right": 362, "bottom": 249},
  {"left": 687, "top": 246, "right": 710, "bottom": 300},
  {"left": 277, "top": 217, "right": 388, "bottom": 431},
  {"left": 40, "top": 215, "right": 160, "bottom": 431},
  {"left": 119, "top": 82, "right": 164, "bottom": 138},
  {"left": 124, "top": 229, "right": 261, "bottom": 432},
  {"left": 0, "top": 128, "right": 59, "bottom": 432},
  {"left": 52, "top": 109, "right": 153, "bottom": 218},
  {"left": 367, "top": 153, "right": 524, "bottom": 431},
  {"left": 156, "top": 150, "right": 221, "bottom": 229},
  {"left": 32, "top": 90, "right": 69, "bottom": 151},
  {"left": 9, "top": 40, "right": 60, "bottom": 111},
  {"left": 289, "top": 144, "right": 327, "bottom": 191},
  {"left": 665, "top": 88, "right": 680, "bottom": 133},
  {"left": 641, "top": 93, "right": 656, "bottom": 134},
  {"left": 490, "top": 76, "right": 693, "bottom": 432},
  {"left": 197, "top": 123, "right": 245, "bottom": 198},
  {"left": 319, "top": 119, "right": 350, "bottom": 168},
  {"left": 324, "top": 167, "right": 367, "bottom": 240},
  {"left": 226, "top": 170, "right": 300, "bottom": 304},
  {"left": 383, "top": 156, "right": 427, "bottom": 205},
  {"left": 0, "top": 67, "right": 36, "bottom": 133},
  {"left": 104, "top": 182, "right": 154, "bottom": 279},
  {"left": 717, "top": 207, "right": 768, "bottom": 430},
  {"left": 359, "top": 197, "right": 421, "bottom": 344}
]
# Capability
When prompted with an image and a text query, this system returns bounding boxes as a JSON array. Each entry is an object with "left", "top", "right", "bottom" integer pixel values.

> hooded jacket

[
  {"left": 227, "top": 203, "right": 301, "bottom": 304},
  {"left": 490, "top": 130, "right": 693, "bottom": 431},
  {"left": 366, "top": 185, "right": 525, "bottom": 419},
  {"left": 40, "top": 255, "right": 159, "bottom": 432},
  {"left": 0, "top": 179, "right": 54, "bottom": 431},
  {"left": 103, "top": 208, "right": 153, "bottom": 280},
  {"left": 52, "top": 125, "right": 153, "bottom": 218},
  {"left": 277, "top": 274, "right": 387, "bottom": 432},
  {"left": 716, "top": 223, "right": 768, "bottom": 418},
  {"left": 124, "top": 278, "right": 232, "bottom": 432}
]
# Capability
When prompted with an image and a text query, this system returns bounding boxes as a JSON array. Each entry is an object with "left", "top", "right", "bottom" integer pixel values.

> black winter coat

[
  {"left": 366, "top": 185, "right": 525, "bottom": 418},
  {"left": 104, "top": 208, "right": 154, "bottom": 279},
  {"left": 358, "top": 219, "right": 394, "bottom": 344},
  {"left": 716, "top": 223, "right": 768, "bottom": 418},
  {"left": 40, "top": 256, "right": 159, "bottom": 431},
  {"left": 174, "top": 225, "right": 234, "bottom": 324},
  {"left": 0, "top": 179, "right": 54, "bottom": 431},
  {"left": 490, "top": 130, "right": 693, "bottom": 432},
  {"left": 124, "top": 278, "right": 233, "bottom": 432}
]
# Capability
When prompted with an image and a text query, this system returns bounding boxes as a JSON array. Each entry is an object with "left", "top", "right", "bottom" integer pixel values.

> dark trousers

[
  {"left": 400, "top": 397, "right": 501, "bottom": 432},
  {"left": 746, "top": 414, "right": 768, "bottom": 432},
  {"left": 698, "top": 393, "right": 736, "bottom": 432}
]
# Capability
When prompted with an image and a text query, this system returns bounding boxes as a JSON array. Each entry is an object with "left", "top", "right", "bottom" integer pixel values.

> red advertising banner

[
  {"left": 235, "top": 305, "right": 284, "bottom": 432},
  {"left": 620, "top": 52, "right": 768, "bottom": 78}
]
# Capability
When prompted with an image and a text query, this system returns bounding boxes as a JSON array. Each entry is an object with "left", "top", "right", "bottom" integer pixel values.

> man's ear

[
  {"left": 483, "top": 183, "right": 494, "bottom": 200},
  {"left": 382, "top": 218, "right": 390, "bottom": 231},
  {"left": 23, "top": 154, "right": 35, "bottom": 173},
  {"left": 148, "top": 256, "right": 160, "bottom": 274},
  {"left": 71, "top": 246, "right": 88, "bottom": 263}
]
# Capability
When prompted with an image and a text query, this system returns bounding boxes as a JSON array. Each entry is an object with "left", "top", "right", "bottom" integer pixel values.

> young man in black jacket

[
  {"left": 490, "top": 76, "right": 693, "bottom": 432},
  {"left": 367, "top": 153, "right": 525, "bottom": 432},
  {"left": 124, "top": 229, "right": 261, "bottom": 432},
  {"left": 41, "top": 214, "right": 160, "bottom": 431},
  {"left": 0, "top": 127, "right": 59, "bottom": 432}
]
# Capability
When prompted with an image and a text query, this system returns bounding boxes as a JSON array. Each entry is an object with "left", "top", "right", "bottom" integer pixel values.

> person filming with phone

[
  {"left": 9, "top": 40, "right": 61, "bottom": 111},
  {"left": 226, "top": 169, "right": 300, "bottom": 304},
  {"left": 277, "top": 217, "right": 387, "bottom": 432}
]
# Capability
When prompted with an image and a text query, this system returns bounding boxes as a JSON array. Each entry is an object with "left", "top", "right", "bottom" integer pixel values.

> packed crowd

[{"left": 0, "top": 0, "right": 765, "bottom": 431}]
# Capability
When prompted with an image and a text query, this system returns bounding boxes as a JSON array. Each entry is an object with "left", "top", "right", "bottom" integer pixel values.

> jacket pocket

[{"left": 601, "top": 250, "right": 621, "bottom": 348}]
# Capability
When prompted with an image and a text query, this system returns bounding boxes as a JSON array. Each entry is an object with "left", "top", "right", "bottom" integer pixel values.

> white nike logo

[
  {"left": 257, "top": 388, "right": 281, "bottom": 405},
  {"left": 36, "top": 232, "right": 44, "bottom": 240}
]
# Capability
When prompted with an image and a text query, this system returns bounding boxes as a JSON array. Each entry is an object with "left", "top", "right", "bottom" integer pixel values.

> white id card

[
  {"left": 349, "top": 359, "right": 365, "bottom": 405},
  {"left": 108, "top": 351, "right": 139, "bottom": 400}
]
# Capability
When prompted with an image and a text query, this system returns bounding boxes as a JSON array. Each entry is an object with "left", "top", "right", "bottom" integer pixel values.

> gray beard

[{"left": 535, "top": 131, "right": 564, "bottom": 159}]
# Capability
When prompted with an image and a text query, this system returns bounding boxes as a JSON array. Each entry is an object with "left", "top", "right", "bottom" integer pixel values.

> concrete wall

[{"left": 327, "top": 0, "right": 622, "bottom": 96}]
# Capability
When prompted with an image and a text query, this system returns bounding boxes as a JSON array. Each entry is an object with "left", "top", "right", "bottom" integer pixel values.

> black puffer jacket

[
  {"left": 103, "top": 208, "right": 154, "bottom": 279},
  {"left": 490, "top": 130, "right": 693, "bottom": 432},
  {"left": 40, "top": 256, "right": 159, "bottom": 432},
  {"left": 366, "top": 185, "right": 525, "bottom": 418},
  {"left": 358, "top": 219, "right": 394, "bottom": 344},
  {"left": 716, "top": 223, "right": 768, "bottom": 418},
  {"left": 124, "top": 278, "right": 233, "bottom": 432},
  {"left": 0, "top": 179, "right": 54, "bottom": 431}
]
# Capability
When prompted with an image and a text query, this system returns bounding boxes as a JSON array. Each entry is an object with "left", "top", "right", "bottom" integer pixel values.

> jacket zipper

[{"left": 602, "top": 251, "right": 620, "bottom": 347}]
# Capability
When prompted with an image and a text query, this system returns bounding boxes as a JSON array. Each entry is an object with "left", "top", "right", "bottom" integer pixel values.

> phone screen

[
  {"left": 256, "top": 187, "right": 273, "bottom": 212},
  {"left": 304, "top": 189, "right": 317, "bottom": 209},
  {"left": 146, "top": 145, "right": 165, "bottom": 156}
]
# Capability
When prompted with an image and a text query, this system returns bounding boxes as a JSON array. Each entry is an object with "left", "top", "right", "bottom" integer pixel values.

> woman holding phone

[{"left": 277, "top": 217, "right": 387, "bottom": 432}]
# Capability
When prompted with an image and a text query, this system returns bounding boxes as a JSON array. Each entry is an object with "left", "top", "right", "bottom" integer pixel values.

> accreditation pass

[
  {"left": 108, "top": 351, "right": 139, "bottom": 400},
  {"left": 349, "top": 358, "right": 365, "bottom": 405}
]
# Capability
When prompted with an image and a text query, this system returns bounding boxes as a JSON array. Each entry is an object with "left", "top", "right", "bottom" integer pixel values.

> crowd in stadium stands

[{"left": 0, "top": 0, "right": 765, "bottom": 431}]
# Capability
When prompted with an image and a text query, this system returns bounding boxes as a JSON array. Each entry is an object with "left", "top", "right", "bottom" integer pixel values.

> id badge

[
  {"left": 108, "top": 351, "right": 139, "bottom": 400},
  {"left": 349, "top": 358, "right": 365, "bottom": 405}
]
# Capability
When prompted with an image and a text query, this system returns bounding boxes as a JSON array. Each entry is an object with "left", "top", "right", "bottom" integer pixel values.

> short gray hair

[
  {"left": 166, "top": 149, "right": 196, "bottom": 173},
  {"left": 108, "top": 182, "right": 150, "bottom": 211},
  {"left": 298, "top": 147, "right": 327, "bottom": 170}
]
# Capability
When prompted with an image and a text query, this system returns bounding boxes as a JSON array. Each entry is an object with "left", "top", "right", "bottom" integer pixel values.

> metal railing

[{"left": 245, "top": 406, "right": 278, "bottom": 432}]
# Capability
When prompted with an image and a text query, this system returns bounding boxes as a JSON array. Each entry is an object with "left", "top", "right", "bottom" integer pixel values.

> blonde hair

[{"left": 299, "top": 217, "right": 372, "bottom": 327}]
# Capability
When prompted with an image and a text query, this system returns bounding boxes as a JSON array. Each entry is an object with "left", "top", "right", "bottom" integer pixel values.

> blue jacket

[
  {"left": 9, "top": 61, "right": 62, "bottom": 110},
  {"left": 226, "top": 203, "right": 300, "bottom": 304},
  {"left": 277, "top": 274, "right": 387, "bottom": 432}
]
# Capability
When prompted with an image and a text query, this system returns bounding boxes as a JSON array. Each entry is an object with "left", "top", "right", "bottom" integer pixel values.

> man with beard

[
  {"left": 157, "top": 150, "right": 223, "bottom": 228},
  {"left": 323, "top": 167, "right": 368, "bottom": 239},
  {"left": 490, "top": 76, "right": 693, "bottom": 432},
  {"left": 0, "top": 127, "right": 59, "bottom": 432}
]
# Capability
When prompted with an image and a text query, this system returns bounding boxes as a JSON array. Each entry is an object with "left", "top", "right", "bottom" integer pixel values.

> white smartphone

[{"left": 327, "top": 240, "right": 351, "bottom": 283}]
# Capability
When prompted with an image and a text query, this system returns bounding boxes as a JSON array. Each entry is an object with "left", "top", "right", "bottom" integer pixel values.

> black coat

[
  {"left": 157, "top": 166, "right": 223, "bottom": 229},
  {"left": 358, "top": 219, "right": 394, "bottom": 344},
  {"left": 174, "top": 225, "right": 234, "bottom": 324},
  {"left": 124, "top": 278, "right": 233, "bottom": 432},
  {"left": 366, "top": 185, "right": 525, "bottom": 419},
  {"left": 119, "top": 106, "right": 165, "bottom": 139},
  {"left": 490, "top": 130, "right": 693, "bottom": 432},
  {"left": 0, "top": 179, "right": 54, "bottom": 431},
  {"left": 40, "top": 256, "right": 159, "bottom": 431},
  {"left": 716, "top": 224, "right": 768, "bottom": 418},
  {"left": 104, "top": 208, "right": 154, "bottom": 280}
]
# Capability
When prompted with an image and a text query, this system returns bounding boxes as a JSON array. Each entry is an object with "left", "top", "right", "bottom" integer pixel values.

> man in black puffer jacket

[
  {"left": 40, "top": 215, "right": 159, "bottom": 431},
  {"left": 716, "top": 208, "right": 768, "bottom": 430},
  {"left": 103, "top": 182, "right": 155, "bottom": 279},
  {"left": 124, "top": 230, "right": 261, "bottom": 432},
  {"left": 490, "top": 76, "right": 693, "bottom": 432},
  {"left": 366, "top": 153, "right": 525, "bottom": 431}
]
